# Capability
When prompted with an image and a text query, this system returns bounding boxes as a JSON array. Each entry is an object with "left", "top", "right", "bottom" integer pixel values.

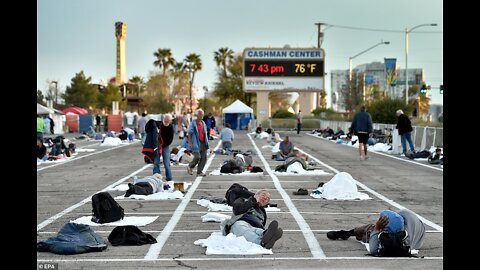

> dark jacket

[
  {"left": 396, "top": 114, "right": 413, "bottom": 135},
  {"left": 350, "top": 111, "right": 373, "bottom": 133},
  {"left": 233, "top": 196, "right": 267, "bottom": 229},
  {"left": 141, "top": 119, "right": 158, "bottom": 162},
  {"left": 37, "top": 144, "right": 47, "bottom": 159},
  {"left": 157, "top": 121, "right": 174, "bottom": 147},
  {"left": 37, "top": 223, "right": 107, "bottom": 254}
]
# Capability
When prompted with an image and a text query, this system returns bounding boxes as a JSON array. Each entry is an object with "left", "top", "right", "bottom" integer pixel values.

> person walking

[
  {"left": 395, "top": 109, "right": 415, "bottom": 155},
  {"left": 296, "top": 110, "right": 302, "bottom": 134},
  {"left": 153, "top": 114, "right": 174, "bottom": 183},
  {"left": 350, "top": 106, "right": 373, "bottom": 160},
  {"left": 186, "top": 109, "right": 209, "bottom": 177}
]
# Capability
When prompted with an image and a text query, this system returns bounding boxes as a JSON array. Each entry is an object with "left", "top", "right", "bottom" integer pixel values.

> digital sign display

[
  {"left": 243, "top": 48, "right": 325, "bottom": 92},
  {"left": 244, "top": 60, "right": 324, "bottom": 77}
]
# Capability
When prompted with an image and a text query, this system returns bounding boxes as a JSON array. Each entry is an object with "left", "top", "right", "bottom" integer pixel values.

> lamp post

[
  {"left": 51, "top": 80, "right": 58, "bottom": 105},
  {"left": 349, "top": 40, "right": 389, "bottom": 101},
  {"left": 405, "top": 23, "right": 437, "bottom": 105}
]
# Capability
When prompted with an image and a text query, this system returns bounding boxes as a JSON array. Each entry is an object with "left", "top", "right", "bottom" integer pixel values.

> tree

[
  {"left": 169, "top": 62, "right": 190, "bottom": 113},
  {"left": 214, "top": 47, "right": 234, "bottom": 78},
  {"left": 340, "top": 72, "right": 364, "bottom": 111},
  {"left": 129, "top": 75, "right": 145, "bottom": 96},
  {"left": 37, "top": 90, "right": 45, "bottom": 105},
  {"left": 184, "top": 53, "right": 202, "bottom": 112},
  {"left": 366, "top": 98, "right": 412, "bottom": 124},
  {"left": 62, "top": 71, "right": 98, "bottom": 108},
  {"left": 143, "top": 74, "right": 172, "bottom": 113},
  {"left": 212, "top": 53, "right": 255, "bottom": 108},
  {"left": 97, "top": 84, "right": 122, "bottom": 112},
  {"left": 153, "top": 48, "right": 176, "bottom": 75}
]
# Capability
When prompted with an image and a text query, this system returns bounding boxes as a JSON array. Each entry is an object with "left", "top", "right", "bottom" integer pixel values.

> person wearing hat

[{"left": 326, "top": 209, "right": 426, "bottom": 254}]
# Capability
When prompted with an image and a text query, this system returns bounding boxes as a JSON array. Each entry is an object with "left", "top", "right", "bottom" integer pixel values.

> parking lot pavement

[{"left": 37, "top": 130, "right": 443, "bottom": 269}]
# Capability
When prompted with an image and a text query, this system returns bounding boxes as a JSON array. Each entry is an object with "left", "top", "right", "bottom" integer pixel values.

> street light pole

[
  {"left": 405, "top": 23, "right": 437, "bottom": 105},
  {"left": 51, "top": 80, "right": 58, "bottom": 105},
  {"left": 348, "top": 40, "right": 389, "bottom": 101},
  {"left": 185, "top": 61, "right": 194, "bottom": 113}
]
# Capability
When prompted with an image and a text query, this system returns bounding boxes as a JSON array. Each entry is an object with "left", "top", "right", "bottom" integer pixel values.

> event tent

[
  {"left": 62, "top": 106, "right": 89, "bottom": 115},
  {"left": 222, "top": 100, "right": 254, "bottom": 130},
  {"left": 37, "top": 103, "right": 54, "bottom": 115}
]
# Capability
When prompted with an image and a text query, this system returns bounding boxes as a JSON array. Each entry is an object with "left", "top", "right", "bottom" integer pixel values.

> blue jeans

[
  {"left": 231, "top": 220, "right": 263, "bottom": 245},
  {"left": 153, "top": 145, "right": 172, "bottom": 180},
  {"left": 400, "top": 132, "right": 415, "bottom": 154}
]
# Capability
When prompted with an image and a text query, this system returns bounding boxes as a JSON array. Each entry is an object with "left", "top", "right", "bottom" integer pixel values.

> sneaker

[
  {"left": 326, "top": 230, "right": 351, "bottom": 240},
  {"left": 293, "top": 188, "right": 308, "bottom": 195},
  {"left": 187, "top": 166, "right": 193, "bottom": 175},
  {"left": 364, "top": 155, "right": 370, "bottom": 160},
  {"left": 261, "top": 221, "right": 283, "bottom": 249},
  {"left": 197, "top": 172, "right": 206, "bottom": 176},
  {"left": 359, "top": 156, "right": 364, "bottom": 161}
]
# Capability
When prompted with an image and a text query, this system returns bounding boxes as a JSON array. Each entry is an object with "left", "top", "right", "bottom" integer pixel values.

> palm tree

[
  {"left": 153, "top": 48, "right": 176, "bottom": 75},
  {"left": 214, "top": 47, "right": 234, "bottom": 78},
  {"left": 129, "top": 75, "right": 145, "bottom": 96},
  {"left": 184, "top": 53, "right": 202, "bottom": 112}
]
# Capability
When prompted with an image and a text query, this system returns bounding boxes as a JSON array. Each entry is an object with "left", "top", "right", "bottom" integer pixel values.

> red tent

[{"left": 62, "top": 106, "right": 89, "bottom": 115}]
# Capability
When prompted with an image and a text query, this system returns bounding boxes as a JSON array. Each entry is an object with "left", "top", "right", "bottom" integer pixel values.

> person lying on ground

[{"left": 124, "top": 173, "right": 170, "bottom": 197}]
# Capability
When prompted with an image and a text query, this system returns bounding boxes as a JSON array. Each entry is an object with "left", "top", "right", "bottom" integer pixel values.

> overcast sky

[{"left": 37, "top": 0, "right": 443, "bottom": 106}]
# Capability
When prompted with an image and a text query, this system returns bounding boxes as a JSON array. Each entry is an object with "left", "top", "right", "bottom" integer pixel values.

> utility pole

[
  {"left": 315, "top": 22, "right": 325, "bottom": 109},
  {"left": 51, "top": 80, "right": 58, "bottom": 105}
]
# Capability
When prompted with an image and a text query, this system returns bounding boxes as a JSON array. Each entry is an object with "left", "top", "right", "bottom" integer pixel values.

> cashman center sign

[{"left": 242, "top": 48, "right": 325, "bottom": 92}]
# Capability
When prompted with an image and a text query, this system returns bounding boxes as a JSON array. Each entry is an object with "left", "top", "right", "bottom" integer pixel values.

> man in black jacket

[
  {"left": 395, "top": 109, "right": 415, "bottom": 155},
  {"left": 222, "top": 190, "right": 283, "bottom": 249}
]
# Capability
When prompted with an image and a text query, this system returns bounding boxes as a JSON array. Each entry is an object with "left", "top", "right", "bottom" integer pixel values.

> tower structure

[{"left": 115, "top": 21, "right": 127, "bottom": 86}]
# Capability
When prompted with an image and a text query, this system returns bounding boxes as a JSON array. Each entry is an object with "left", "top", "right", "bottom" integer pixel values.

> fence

[{"left": 260, "top": 118, "right": 443, "bottom": 149}]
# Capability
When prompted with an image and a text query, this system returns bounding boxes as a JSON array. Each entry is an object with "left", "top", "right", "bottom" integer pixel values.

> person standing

[
  {"left": 153, "top": 114, "right": 174, "bottom": 183},
  {"left": 296, "top": 110, "right": 302, "bottom": 134},
  {"left": 137, "top": 113, "right": 148, "bottom": 145},
  {"left": 395, "top": 109, "right": 415, "bottom": 155},
  {"left": 350, "top": 106, "right": 373, "bottom": 160},
  {"left": 37, "top": 115, "right": 45, "bottom": 140},
  {"left": 94, "top": 114, "right": 101, "bottom": 132},
  {"left": 172, "top": 112, "right": 178, "bottom": 135},
  {"left": 48, "top": 116, "right": 55, "bottom": 134},
  {"left": 187, "top": 109, "right": 209, "bottom": 177},
  {"left": 43, "top": 115, "right": 51, "bottom": 135},
  {"left": 203, "top": 112, "right": 213, "bottom": 140}
]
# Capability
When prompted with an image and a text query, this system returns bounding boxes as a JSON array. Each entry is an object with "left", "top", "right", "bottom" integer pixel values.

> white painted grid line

[
  {"left": 247, "top": 134, "right": 326, "bottom": 259},
  {"left": 144, "top": 140, "right": 222, "bottom": 260},
  {"left": 37, "top": 164, "right": 151, "bottom": 231}
]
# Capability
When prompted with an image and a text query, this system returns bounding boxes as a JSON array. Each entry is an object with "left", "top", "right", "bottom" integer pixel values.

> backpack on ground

[
  {"left": 375, "top": 230, "right": 412, "bottom": 257},
  {"left": 91, "top": 192, "right": 125, "bottom": 224},
  {"left": 108, "top": 225, "right": 157, "bottom": 246},
  {"left": 225, "top": 183, "right": 254, "bottom": 206}
]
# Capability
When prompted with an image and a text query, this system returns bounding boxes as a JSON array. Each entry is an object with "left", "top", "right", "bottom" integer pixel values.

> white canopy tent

[
  {"left": 37, "top": 103, "right": 66, "bottom": 134},
  {"left": 222, "top": 100, "right": 254, "bottom": 130}
]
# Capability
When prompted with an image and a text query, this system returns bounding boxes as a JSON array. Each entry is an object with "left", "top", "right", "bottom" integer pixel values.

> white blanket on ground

[
  {"left": 75, "top": 148, "right": 96, "bottom": 152},
  {"left": 274, "top": 162, "right": 330, "bottom": 176},
  {"left": 100, "top": 137, "right": 123, "bottom": 146},
  {"left": 110, "top": 184, "right": 129, "bottom": 191},
  {"left": 201, "top": 213, "right": 231, "bottom": 223},
  {"left": 361, "top": 241, "right": 419, "bottom": 255},
  {"left": 310, "top": 172, "right": 371, "bottom": 200},
  {"left": 209, "top": 169, "right": 263, "bottom": 176},
  {"left": 197, "top": 199, "right": 281, "bottom": 212},
  {"left": 71, "top": 216, "right": 158, "bottom": 226},
  {"left": 115, "top": 191, "right": 184, "bottom": 200},
  {"left": 194, "top": 232, "right": 273, "bottom": 255}
]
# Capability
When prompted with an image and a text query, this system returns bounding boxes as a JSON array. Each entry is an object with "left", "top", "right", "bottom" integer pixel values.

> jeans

[
  {"left": 231, "top": 220, "right": 263, "bottom": 245},
  {"left": 189, "top": 143, "right": 207, "bottom": 174},
  {"left": 140, "top": 132, "right": 146, "bottom": 145},
  {"left": 400, "top": 132, "right": 415, "bottom": 154},
  {"left": 153, "top": 145, "right": 172, "bottom": 180}
]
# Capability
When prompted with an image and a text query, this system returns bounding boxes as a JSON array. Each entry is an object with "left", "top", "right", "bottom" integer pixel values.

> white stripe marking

[
  {"left": 37, "top": 142, "right": 136, "bottom": 172},
  {"left": 296, "top": 146, "right": 444, "bottom": 233},
  {"left": 36, "top": 164, "right": 151, "bottom": 231},
  {"left": 306, "top": 133, "right": 443, "bottom": 172},
  {"left": 247, "top": 134, "right": 326, "bottom": 259},
  {"left": 144, "top": 140, "right": 222, "bottom": 259}
]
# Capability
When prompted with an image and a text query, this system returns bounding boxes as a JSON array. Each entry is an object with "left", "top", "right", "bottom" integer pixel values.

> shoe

[
  {"left": 326, "top": 230, "right": 351, "bottom": 240},
  {"left": 261, "top": 221, "right": 283, "bottom": 249},
  {"left": 187, "top": 167, "right": 193, "bottom": 175},
  {"left": 318, "top": 182, "right": 324, "bottom": 188},
  {"left": 197, "top": 172, "right": 206, "bottom": 176},
  {"left": 364, "top": 155, "right": 370, "bottom": 160},
  {"left": 293, "top": 188, "right": 308, "bottom": 195},
  {"left": 125, "top": 183, "right": 135, "bottom": 197},
  {"left": 359, "top": 156, "right": 364, "bottom": 161}
]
